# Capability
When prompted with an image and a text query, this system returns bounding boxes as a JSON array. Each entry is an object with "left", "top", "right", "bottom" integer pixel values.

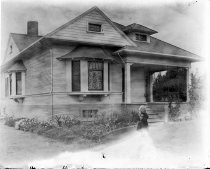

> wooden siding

[
  {"left": 3, "top": 36, "right": 20, "bottom": 63},
  {"left": 131, "top": 66, "right": 146, "bottom": 102},
  {"left": 52, "top": 46, "right": 76, "bottom": 92},
  {"left": 1, "top": 100, "right": 122, "bottom": 120},
  {"left": 0, "top": 73, "right": 6, "bottom": 99},
  {"left": 53, "top": 93, "right": 122, "bottom": 105},
  {"left": 51, "top": 10, "right": 131, "bottom": 46},
  {"left": 23, "top": 49, "right": 51, "bottom": 95},
  {"left": 109, "top": 63, "right": 122, "bottom": 92}
]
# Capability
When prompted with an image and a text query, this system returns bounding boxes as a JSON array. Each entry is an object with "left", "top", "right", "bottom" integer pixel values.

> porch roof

[
  {"left": 115, "top": 42, "right": 202, "bottom": 62},
  {"left": 57, "top": 46, "right": 114, "bottom": 61}
]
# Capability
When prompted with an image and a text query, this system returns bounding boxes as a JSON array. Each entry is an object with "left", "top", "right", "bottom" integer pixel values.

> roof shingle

[
  {"left": 11, "top": 33, "right": 42, "bottom": 51},
  {"left": 126, "top": 36, "right": 200, "bottom": 59},
  {"left": 123, "top": 23, "right": 158, "bottom": 35}
]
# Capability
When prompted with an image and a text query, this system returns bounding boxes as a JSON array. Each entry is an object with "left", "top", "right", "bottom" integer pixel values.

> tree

[
  {"left": 189, "top": 72, "right": 204, "bottom": 115},
  {"left": 153, "top": 68, "right": 187, "bottom": 102}
]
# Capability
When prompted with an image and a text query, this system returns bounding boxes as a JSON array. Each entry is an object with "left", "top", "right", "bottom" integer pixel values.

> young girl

[{"left": 137, "top": 105, "right": 149, "bottom": 130}]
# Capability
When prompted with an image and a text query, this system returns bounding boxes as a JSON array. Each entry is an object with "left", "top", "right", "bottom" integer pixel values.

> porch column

[
  {"left": 124, "top": 63, "right": 132, "bottom": 103},
  {"left": 186, "top": 67, "right": 190, "bottom": 102},
  {"left": 149, "top": 73, "right": 154, "bottom": 102}
]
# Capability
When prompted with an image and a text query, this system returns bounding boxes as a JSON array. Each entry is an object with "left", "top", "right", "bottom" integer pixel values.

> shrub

[
  {"left": 4, "top": 116, "right": 16, "bottom": 127},
  {"left": 61, "top": 116, "right": 81, "bottom": 128},
  {"left": 168, "top": 102, "right": 181, "bottom": 121},
  {"left": 52, "top": 115, "right": 81, "bottom": 128},
  {"left": 189, "top": 72, "right": 204, "bottom": 117},
  {"left": 53, "top": 115, "right": 62, "bottom": 127},
  {"left": 17, "top": 118, "right": 39, "bottom": 131},
  {"left": 130, "top": 110, "right": 140, "bottom": 123},
  {"left": 4, "top": 111, "right": 140, "bottom": 143},
  {"left": 4, "top": 116, "right": 25, "bottom": 127}
]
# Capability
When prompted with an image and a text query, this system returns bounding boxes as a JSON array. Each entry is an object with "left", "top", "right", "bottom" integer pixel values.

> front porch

[
  {"left": 118, "top": 49, "right": 192, "bottom": 123},
  {"left": 123, "top": 62, "right": 190, "bottom": 104}
]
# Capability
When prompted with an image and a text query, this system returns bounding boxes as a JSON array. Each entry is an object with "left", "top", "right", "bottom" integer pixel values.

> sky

[{"left": 0, "top": 0, "right": 210, "bottom": 73}]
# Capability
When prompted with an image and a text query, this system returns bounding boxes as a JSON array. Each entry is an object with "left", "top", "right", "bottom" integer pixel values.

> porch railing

[{"left": 153, "top": 91, "right": 187, "bottom": 102}]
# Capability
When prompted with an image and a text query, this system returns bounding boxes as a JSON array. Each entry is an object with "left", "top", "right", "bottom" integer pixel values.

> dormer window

[
  {"left": 88, "top": 23, "right": 102, "bottom": 33},
  {"left": 135, "top": 33, "right": 148, "bottom": 42}
]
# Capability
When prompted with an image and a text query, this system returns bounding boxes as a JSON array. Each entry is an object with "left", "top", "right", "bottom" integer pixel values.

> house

[{"left": 0, "top": 6, "right": 201, "bottom": 121}]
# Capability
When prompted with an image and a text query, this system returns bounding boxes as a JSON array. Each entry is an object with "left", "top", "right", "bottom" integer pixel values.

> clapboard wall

[
  {"left": 0, "top": 45, "right": 126, "bottom": 120},
  {"left": 131, "top": 66, "right": 146, "bottom": 103},
  {"left": 51, "top": 9, "right": 131, "bottom": 46},
  {"left": 23, "top": 49, "right": 51, "bottom": 95},
  {"left": 0, "top": 44, "right": 150, "bottom": 120}
]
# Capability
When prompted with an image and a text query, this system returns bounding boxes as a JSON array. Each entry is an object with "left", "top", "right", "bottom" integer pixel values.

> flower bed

[{"left": 4, "top": 111, "right": 139, "bottom": 143}]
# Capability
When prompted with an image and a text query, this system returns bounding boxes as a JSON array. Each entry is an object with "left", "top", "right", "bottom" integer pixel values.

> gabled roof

[
  {"left": 46, "top": 6, "right": 136, "bottom": 47},
  {"left": 1, "top": 6, "right": 201, "bottom": 70},
  {"left": 11, "top": 33, "right": 42, "bottom": 51},
  {"left": 113, "top": 22, "right": 158, "bottom": 35},
  {"left": 123, "top": 23, "right": 158, "bottom": 35},
  {"left": 113, "top": 22, "right": 126, "bottom": 30},
  {"left": 57, "top": 46, "right": 114, "bottom": 61}
]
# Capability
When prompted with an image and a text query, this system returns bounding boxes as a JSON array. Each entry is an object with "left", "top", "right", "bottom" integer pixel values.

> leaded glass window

[{"left": 88, "top": 61, "right": 103, "bottom": 90}]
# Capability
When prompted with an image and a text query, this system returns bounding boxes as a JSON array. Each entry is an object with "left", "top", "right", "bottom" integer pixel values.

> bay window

[
  {"left": 5, "top": 71, "right": 25, "bottom": 98},
  {"left": 69, "top": 60, "right": 108, "bottom": 93}
]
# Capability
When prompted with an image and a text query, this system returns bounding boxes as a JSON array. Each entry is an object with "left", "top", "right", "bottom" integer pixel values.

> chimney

[{"left": 27, "top": 21, "right": 38, "bottom": 36}]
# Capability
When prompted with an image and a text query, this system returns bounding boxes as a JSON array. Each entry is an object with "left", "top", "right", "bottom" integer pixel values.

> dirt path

[{"left": 0, "top": 121, "right": 95, "bottom": 167}]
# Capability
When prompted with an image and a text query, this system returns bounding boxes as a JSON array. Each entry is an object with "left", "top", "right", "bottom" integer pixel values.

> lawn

[
  {"left": 2, "top": 113, "right": 209, "bottom": 168},
  {"left": 28, "top": 120, "right": 209, "bottom": 168}
]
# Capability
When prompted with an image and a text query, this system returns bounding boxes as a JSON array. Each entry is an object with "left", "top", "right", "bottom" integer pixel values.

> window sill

[
  {"left": 86, "top": 30, "right": 104, "bottom": 34},
  {"left": 134, "top": 39, "right": 150, "bottom": 43},
  {"left": 69, "top": 91, "right": 123, "bottom": 95},
  {"left": 69, "top": 92, "right": 110, "bottom": 96},
  {"left": 68, "top": 92, "right": 122, "bottom": 101},
  {"left": 9, "top": 95, "right": 25, "bottom": 103}
]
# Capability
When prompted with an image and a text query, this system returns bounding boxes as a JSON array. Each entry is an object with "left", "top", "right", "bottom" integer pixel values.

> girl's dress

[
  {"left": 137, "top": 112, "right": 149, "bottom": 130},
  {"left": 102, "top": 113, "right": 156, "bottom": 162}
]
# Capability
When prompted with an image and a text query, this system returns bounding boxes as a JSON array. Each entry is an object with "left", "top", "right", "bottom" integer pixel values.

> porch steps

[{"left": 146, "top": 106, "right": 165, "bottom": 124}]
